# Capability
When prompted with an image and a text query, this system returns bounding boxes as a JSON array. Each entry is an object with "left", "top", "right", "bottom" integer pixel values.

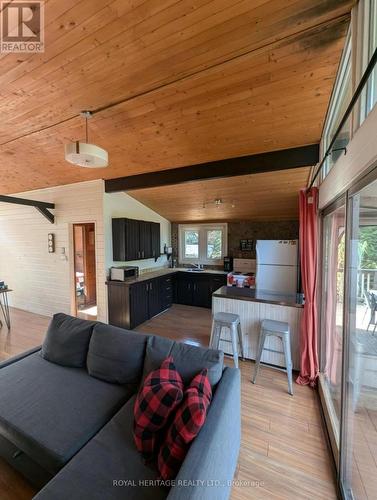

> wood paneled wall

[{"left": 0, "top": 180, "right": 107, "bottom": 321}]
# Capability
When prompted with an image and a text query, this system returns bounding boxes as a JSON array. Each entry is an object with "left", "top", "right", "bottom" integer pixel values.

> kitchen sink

[{"left": 186, "top": 268, "right": 205, "bottom": 272}]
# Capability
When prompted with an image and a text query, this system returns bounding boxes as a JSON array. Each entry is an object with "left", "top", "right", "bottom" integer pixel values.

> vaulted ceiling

[
  {"left": 0, "top": 0, "right": 353, "bottom": 221},
  {"left": 128, "top": 167, "right": 311, "bottom": 222}
]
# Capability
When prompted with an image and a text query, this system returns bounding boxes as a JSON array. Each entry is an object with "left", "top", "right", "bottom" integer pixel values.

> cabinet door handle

[
  {"left": 142, "top": 251, "right": 144, "bottom": 258},
  {"left": 150, "top": 282, "right": 153, "bottom": 291},
  {"left": 146, "top": 283, "right": 149, "bottom": 291}
]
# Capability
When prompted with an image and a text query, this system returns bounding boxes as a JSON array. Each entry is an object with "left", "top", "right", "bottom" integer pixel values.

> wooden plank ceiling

[
  {"left": 0, "top": 0, "right": 352, "bottom": 210},
  {"left": 128, "top": 167, "right": 310, "bottom": 222}
]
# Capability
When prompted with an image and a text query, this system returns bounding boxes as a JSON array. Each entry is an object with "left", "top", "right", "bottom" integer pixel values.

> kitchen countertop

[
  {"left": 106, "top": 267, "right": 227, "bottom": 285},
  {"left": 212, "top": 286, "right": 304, "bottom": 308}
]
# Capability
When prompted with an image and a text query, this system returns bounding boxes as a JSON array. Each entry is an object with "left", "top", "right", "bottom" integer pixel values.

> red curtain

[{"left": 297, "top": 187, "right": 319, "bottom": 387}]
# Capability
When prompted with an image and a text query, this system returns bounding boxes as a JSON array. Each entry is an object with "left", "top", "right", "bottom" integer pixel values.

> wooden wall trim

[{"left": 105, "top": 144, "right": 319, "bottom": 193}]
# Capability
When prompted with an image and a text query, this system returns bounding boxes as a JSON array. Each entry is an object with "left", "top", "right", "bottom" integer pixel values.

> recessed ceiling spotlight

[{"left": 65, "top": 111, "right": 108, "bottom": 168}]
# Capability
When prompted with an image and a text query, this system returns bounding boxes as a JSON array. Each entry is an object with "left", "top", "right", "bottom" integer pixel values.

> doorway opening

[{"left": 73, "top": 223, "right": 97, "bottom": 320}]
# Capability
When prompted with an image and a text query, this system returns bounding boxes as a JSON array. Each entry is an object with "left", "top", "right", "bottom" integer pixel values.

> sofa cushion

[
  {"left": 158, "top": 368, "right": 212, "bottom": 480},
  {"left": 41, "top": 313, "right": 96, "bottom": 368},
  {"left": 33, "top": 396, "right": 168, "bottom": 500},
  {"left": 0, "top": 352, "right": 134, "bottom": 475},
  {"left": 142, "top": 336, "right": 224, "bottom": 387},
  {"left": 87, "top": 324, "right": 149, "bottom": 384},
  {"left": 134, "top": 357, "right": 183, "bottom": 460}
]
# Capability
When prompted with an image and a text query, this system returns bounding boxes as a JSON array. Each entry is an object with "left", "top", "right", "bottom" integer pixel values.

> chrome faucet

[{"left": 190, "top": 263, "right": 203, "bottom": 270}]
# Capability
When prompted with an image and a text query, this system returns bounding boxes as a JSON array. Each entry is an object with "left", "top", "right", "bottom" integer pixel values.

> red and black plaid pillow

[
  {"left": 158, "top": 368, "right": 212, "bottom": 480},
  {"left": 134, "top": 356, "right": 184, "bottom": 460}
]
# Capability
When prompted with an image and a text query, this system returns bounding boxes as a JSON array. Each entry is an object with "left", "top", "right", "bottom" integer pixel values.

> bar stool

[
  {"left": 252, "top": 319, "right": 293, "bottom": 395},
  {"left": 210, "top": 312, "right": 244, "bottom": 368}
]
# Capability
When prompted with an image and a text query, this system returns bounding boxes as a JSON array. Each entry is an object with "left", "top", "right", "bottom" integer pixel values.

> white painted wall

[
  {"left": 0, "top": 180, "right": 107, "bottom": 322},
  {"left": 103, "top": 192, "right": 171, "bottom": 274},
  {"left": 319, "top": 104, "right": 377, "bottom": 209}
]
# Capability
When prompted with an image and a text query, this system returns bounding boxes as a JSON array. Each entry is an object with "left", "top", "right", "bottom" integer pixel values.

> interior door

[
  {"left": 83, "top": 224, "right": 96, "bottom": 305},
  {"left": 73, "top": 223, "right": 97, "bottom": 320}
]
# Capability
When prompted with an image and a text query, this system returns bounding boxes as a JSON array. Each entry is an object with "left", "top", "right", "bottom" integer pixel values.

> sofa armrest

[
  {"left": 167, "top": 366, "right": 241, "bottom": 500},
  {"left": 0, "top": 347, "right": 42, "bottom": 369}
]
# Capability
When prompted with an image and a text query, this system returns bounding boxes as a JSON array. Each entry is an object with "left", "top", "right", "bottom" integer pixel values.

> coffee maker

[{"left": 223, "top": 256, "right": 233, "bottom": 272}]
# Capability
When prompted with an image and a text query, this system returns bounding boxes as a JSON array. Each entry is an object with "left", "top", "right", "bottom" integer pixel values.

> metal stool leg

[
  {"left": 252, "top": 329, "right": 266, "bottom": 384},
  {"left": 237, "top": 322, "right": 245, "bottom": 360},
  {"left": 283, "top": 333, "right": 293, "bottom": 395},
  {"left": 210, "top": 319, "right": 216, "bottom": 347},
  {"left": 213, "top": 324, "right": 222, "bottom": 350},
  {"left": 230, "top": 324, "right": 239, "bottom": 369}
]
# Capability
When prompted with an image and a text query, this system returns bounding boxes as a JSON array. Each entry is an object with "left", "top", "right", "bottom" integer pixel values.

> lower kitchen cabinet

[
  {"left": 176, "top": 272, "right": 227, "bottom": 308},
  {"left": 107, "top": 273, "right": 176, "bottom": 330},
  {"left": 129, "top": 281, "right": 149, "bottom": 328},
  {"left": 107, "top": 271, "right": 226, "bottom": 330}
]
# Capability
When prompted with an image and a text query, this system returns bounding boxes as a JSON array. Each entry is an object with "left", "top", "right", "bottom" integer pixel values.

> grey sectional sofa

[{"left": 0, "top": 313, "right": 241, "bottom": 500}]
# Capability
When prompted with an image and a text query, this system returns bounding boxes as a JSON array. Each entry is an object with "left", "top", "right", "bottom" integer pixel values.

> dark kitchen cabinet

[
  {"left": 176, "top": 272, "right": 227, "bottom": 308},
  {"left": 139, "top": 221, "right": 152, "bottom": 259},
  {"left": 107, "top": 272, "right": 175, "bottom": 330},
  {"left": 126, "top": 219, "right": 140, "bottom": 261},
  {"left": 151, "top": 222, "right": 161, "bottom": 259},
  {"left": 107, "top": 271, "right": 226, "bottom": 330},
  {"left": 160, "top": 275, "right": 174, "bottom": 310},
  {"left": 130, "top": 281, "right": 149, "bottom": 328},
  {"left": 177, "top": 275, "right": 194, "bottom": 305},
  {"left": 147, "top": 279, "right": 161, "bottom": 319},
  {"left": 192, "top": 279, "right": 211, "bottom": 308},
  {"left": 112, "top": 218, "right": 160, "bottom": 261}
]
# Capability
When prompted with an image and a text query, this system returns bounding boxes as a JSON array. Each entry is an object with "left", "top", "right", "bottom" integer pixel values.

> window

[
  {"left": 320, "top": 30, "right": 352, "bottom": 181},
  {"left": 360, "top": 0, "right": 377, "bottom": 124},
  {"left": 179, "top": 224, "right": 227, "bottom": 264},
  {"left": 183, "top": 230, "right": 199, "bottom": 259}
]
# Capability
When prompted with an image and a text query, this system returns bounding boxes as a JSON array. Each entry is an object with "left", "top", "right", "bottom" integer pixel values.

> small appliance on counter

[
  {"left": 110, "top": 266, "right": 139, "bottom": 281},
  {"left": 223, "top": 256, "right": 233, "bottom": 272},
  {"left": 227, "top": 258, "right": 256, "bottom": 288}
]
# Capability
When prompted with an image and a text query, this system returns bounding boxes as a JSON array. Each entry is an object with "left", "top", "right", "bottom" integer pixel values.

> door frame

[{"left": 69, "top": 221, "right": 98, "bottom": 317}]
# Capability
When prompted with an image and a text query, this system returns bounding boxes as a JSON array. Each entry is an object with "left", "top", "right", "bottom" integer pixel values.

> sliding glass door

[
  {"left": 320, "top": 200, "right": 346, "bottom": 459},
  {"left": 341, "top": 175, "right": 377, "bottom": 499}
]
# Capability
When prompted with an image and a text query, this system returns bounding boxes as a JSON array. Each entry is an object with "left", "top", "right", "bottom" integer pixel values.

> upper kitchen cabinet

[{"left": 112, "top": 218, "right": 160, "bottom": 261}]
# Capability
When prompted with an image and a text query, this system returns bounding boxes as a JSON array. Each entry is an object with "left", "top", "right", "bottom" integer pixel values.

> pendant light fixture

[{"left": 65, "top": 111, "right": 108, "bottom": 168}]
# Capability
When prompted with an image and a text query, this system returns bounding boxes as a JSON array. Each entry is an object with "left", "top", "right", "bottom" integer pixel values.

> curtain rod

[{"left": 307, "top": 45, "right": 377, "bottom": 191}]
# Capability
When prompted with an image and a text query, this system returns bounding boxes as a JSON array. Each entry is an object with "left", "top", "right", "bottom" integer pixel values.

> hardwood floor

[
  {"left": 0, "top": 305, "right": 337, "bottom": 499},
  {"left": 138, "top": 305, "right": 337, "bottom": 500},
  {"left": 0, "top": 308, "right": 49, "bottom": 362}
]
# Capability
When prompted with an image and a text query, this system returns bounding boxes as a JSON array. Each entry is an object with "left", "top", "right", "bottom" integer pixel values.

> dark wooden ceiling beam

[
  {"left": 105, "top": 144, "right": 319, "bottom": 193},
  {"left": 0, "top": 195, "right": 55, "bottom": 223}
]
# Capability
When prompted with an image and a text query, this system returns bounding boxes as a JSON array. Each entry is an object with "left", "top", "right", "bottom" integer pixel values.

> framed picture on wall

[{"left": 239, "top": 239, "right": 254, "bottom": 251}]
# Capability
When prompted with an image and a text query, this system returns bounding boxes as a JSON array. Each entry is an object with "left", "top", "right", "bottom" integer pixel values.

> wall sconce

[{"left": 48, "top": 233, "right": 55, "bottom": 253}]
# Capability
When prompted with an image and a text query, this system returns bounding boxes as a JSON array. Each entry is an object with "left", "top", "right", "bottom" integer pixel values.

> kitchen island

[{"left": 212, "top": 286, "right": 303, "bottom": 370}]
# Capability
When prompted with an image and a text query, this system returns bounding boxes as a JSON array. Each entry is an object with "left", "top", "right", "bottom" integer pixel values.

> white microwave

[{"left": 110, "top": 266, "right": 139, "bottom": 281}]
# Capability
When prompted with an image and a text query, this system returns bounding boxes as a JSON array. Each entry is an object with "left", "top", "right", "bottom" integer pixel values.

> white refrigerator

[{"left": 256, "top": 240, "right": 299, "bottom": 294}]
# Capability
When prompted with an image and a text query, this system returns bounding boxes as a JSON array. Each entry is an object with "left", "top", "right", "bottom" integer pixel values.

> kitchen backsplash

[{"left": 171, "top": 220, "right": 299, "bottom": 263}]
